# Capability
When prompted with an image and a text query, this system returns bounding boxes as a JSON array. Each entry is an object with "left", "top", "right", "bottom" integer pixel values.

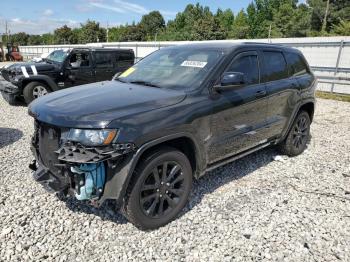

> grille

[{"left": 36, "top": 121, "right": 61, "bottom": 172}]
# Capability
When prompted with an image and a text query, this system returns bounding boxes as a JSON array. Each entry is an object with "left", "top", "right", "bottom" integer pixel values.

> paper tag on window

[
  {"left": 181, "top": 60, "right": 207, "bottom": 68},
  {"left": 120, "top": 67, "right": 136, "bottom": 77}
]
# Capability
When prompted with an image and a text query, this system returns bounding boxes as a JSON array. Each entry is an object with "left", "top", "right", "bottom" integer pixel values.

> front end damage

[
  {"left": 29, "top": 120, "right": 137, "bottom": 207},
  {"left": 0, "top": 70, "right": 21, "bottom": 104}
]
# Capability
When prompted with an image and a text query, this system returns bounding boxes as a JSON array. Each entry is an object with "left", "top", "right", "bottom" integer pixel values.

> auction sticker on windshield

[
  {"left": 181, "top": 60, "right": 207, "bottom": 68},
  {"left": 120, "top": 67, "right": 136, "bottom": 77}
]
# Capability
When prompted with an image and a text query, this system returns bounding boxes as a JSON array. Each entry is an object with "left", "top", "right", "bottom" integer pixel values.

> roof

[
  {"left": 166, "top": 41, "right": 298, "bottom": 52},
  {"left": 72, "top": 47, "right": 133, "bottom": 52}
]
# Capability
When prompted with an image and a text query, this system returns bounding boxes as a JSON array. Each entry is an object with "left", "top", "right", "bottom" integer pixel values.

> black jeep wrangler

[
  {"left": 0, "top": 48, "right": 134, "bottom": 105},
  {"left": 28, "top": 43, "right": 316, "bottom": 230}
]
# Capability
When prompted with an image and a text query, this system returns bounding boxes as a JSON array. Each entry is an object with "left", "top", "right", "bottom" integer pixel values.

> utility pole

[
  {"left": 106, "top": 21, "right": 109, "bottom": 43},
  {"left": 322, "top": 0, "right": 330, "bottom": 32},
  {"left": 5, "top": 20, "right": 9, "bottom": 43},
  {"left": 268, "top": 24, "right": 272, "bottom": 43}
]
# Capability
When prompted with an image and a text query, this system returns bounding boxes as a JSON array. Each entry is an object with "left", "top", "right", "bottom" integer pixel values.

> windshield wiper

[
  {"left": 115, "top": 77, "right": 126, "bottom": 83},
  {"left": 129, "top": 80, "right": 160, "bottom": 88}
]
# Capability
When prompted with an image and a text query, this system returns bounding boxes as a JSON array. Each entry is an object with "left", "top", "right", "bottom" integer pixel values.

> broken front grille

[{"left": 35, "top": 121, "right": 62, "bottom": 172}]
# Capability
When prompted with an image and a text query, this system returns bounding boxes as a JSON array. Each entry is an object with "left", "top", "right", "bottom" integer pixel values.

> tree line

[{"left": 4, "top": 0, "right": 350, "bottom": 46}]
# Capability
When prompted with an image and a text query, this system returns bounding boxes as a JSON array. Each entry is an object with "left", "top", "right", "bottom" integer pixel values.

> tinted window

[
  {"left": 118, "top": 52, "right": 134, "bottom": 61},
  {"left": 95, "top": 52, "right": 113, "bottom": 68},
  {"left": 285, "top": 52, "right": 308, "bottom": 76},
  {"left": 263, "top": 51, "right": 288, "bottom": 81},
  {"left": 227, "top": 55, "right": 259, "bottom": 85}
]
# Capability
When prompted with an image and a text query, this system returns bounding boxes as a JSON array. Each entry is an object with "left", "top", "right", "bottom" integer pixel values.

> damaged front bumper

[
  {"left": 30, "top": 121, "right": 137, "bottom": 207},
  {"left": 0, "top": 74, "right": 20, "bottom": 104}
]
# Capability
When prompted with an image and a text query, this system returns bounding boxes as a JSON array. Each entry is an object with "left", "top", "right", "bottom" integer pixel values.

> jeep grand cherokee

[{"left": 28, "top": 43, "right": 316, "bottom": 230}]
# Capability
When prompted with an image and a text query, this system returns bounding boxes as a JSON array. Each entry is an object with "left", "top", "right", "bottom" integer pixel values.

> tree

[
  {"left": 332, "top": 20, "right": 350, "bottom": 35},
  {"left": 28, "top": 35, "right": 42, "bottom": 45},
  {"left": 230, "top": 10, "right": 250, "bottom": 39},
  {"left": 54, "top": 25, "right": 72, "bottom": 44},
  {"left": 41, "top": 33, "right": 54, "bottom": 45},
  {"left": 9, "top": 32, "right": 29, "bottom": 45},
  {"left": 140, "top": 11, "right": 165, "bottom": 40},
  {"left": 79, "top": 20, "right": 106, "bottom": 43},
  {"left": 215, "top": 8, "right": 235, "bottom": 32}
]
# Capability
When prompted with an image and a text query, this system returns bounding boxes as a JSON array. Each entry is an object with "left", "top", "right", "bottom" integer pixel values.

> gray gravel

[{"left": 0, "top": 97, "right": 349, "bottom": 261}]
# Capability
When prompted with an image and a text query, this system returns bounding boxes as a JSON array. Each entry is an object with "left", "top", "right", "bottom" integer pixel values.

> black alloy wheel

[
  {"left": 123, "top": 147, "right": 192, "bottom": 230},
  {"left": 140, "top": 161, "right": 185, "bottom": 218},
  {"left": 279, "top": 110, "right": 311, "bottom": 156}
]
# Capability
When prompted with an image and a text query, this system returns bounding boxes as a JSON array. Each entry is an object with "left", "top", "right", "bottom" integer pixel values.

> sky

[{"left": 0, "top": 0, "right": 256, "bottom": 35}]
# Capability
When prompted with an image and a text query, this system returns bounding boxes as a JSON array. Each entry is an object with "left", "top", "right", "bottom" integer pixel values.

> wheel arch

[
  {"left": 281, "top": 99, "right": 315, "bottom": 142},
  {"left": 21, "top": 76, "right": 59, "bottom": 92}
]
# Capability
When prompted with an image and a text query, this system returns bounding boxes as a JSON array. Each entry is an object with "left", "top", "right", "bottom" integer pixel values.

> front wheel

[
  {"left": 279, "top": 111, "right": 311, "bottom": 156},
  {"left": 23, "top": 81, "right": 50, "bottom": 104},
  {"left": 123, "top": 147, "right": 193, "bottom": 230}
]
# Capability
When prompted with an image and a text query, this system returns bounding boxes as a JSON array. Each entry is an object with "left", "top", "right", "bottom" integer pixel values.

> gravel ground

[{"left": 0, "top": 97, "right": 349, "bottom": 262}]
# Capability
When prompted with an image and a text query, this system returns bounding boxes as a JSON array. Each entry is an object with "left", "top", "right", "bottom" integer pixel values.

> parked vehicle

[
  {"left": 5, "top": 44, "right": 23, "bottom": 62},
  {"left": 0, "top": 48, "right": 134, "bottom": 105},
  {"left": 28, "top": 43, "right": 316, "bottom": 230}
]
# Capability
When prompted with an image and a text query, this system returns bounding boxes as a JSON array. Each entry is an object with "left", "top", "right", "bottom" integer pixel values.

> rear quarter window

[
  {"left": 263, "top": 51, "right": 289, "bottom": 82},
  {"left": 285, "top": 52, "right": 309, "bottom": 76},
  {"left": 95, "top": 52, "right": 114, "bottom": 68}
]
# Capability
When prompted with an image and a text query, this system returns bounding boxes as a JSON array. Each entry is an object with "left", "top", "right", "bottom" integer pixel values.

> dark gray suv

[{"left": 28, "top": 43, "right": 316, "bottom": 229}]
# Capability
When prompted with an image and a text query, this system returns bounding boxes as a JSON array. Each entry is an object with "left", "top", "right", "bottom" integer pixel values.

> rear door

[
  {"left": 208, "top": 51, "right": 270, "bottom": 163},
  {"left": 262, "top": 50, "right": 300, "bottom": 139},
  {"left": 94, "top": 51, "right": 116, "bottom": 82}
]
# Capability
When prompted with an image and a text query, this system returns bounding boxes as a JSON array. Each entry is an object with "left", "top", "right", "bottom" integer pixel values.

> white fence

[{"left": 19, "top": 36, "right": 350, "bottom": 94}]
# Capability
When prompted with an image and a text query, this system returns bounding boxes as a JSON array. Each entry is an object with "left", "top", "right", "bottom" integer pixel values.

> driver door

[
  {"left": 65, "top": 51, "right": 95, "bottom": 87},
  {"left": 208, "top": 51, "right": 270, "bottom": 164}
]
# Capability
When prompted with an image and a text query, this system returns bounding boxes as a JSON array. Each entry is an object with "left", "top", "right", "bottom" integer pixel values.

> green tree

[
  {"left": 79, "top": 20, "right": 106, "bottom": 43},
  {"left": 215, "top": 8, "right": 235, "bottom": 32},
  {"left": 41, "top": 33, "right": 54, "bottom": 45},
  {"left": 27, "top": 35, "right": 42, "bottom": 45},
  {"left": 9, "top": 32, "right": 29, "bottom": 45},
  {"left": 332, "top": 20, "right": 350, "bottom": 35},
  {"left": 54, "top": 25, "right": 72, "bottom": 44},
  {"left": 139, "top": 11, "right": 165, "bottom": 40},
  {"left": 230, "top": 10, "right": 250, "bottom": 39}
]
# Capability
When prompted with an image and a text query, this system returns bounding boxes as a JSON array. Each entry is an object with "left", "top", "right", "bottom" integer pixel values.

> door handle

[{"left": 255, "top": 90, "right": 267, "bottom": 97}]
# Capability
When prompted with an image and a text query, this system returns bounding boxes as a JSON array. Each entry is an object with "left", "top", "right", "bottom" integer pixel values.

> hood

[
  {"left": 28, "top": 81, "right": 186, "bottom": 128},
  {"left": 5, "top": 61, "right": 57, "bottom": 76}
]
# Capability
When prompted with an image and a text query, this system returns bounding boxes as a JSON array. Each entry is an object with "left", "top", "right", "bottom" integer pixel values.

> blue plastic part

[{"left": 72, "top": 163, "right": 106, "bottom": 201}]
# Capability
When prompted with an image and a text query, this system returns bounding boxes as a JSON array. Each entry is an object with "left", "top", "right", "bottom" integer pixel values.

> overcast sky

[{"left": 0, "top": 0, "right": 260, "bottom": 35}]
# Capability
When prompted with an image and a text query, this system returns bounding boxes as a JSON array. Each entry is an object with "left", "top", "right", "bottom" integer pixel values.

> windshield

[
  {"left": 118, "top": 48, "right": 224, "bottom": 90},
  {"left": 46, "top": 50, "right": 69, "bottom": 63}
]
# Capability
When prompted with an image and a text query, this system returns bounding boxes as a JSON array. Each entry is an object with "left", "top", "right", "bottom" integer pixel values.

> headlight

[{"left": 67, "top": 129, "right": 118, "bottom": 146}]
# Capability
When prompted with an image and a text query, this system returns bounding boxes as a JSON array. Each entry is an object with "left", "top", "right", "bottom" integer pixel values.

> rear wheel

[
  {"left": 279, "top": 111, "right": 311, "bottom": 156},
  {"left": 123, "top": 147, "right": 192, "bottom": 230},
  {"left": 23, "top": 81, "right": 50, "bottom": 104}
]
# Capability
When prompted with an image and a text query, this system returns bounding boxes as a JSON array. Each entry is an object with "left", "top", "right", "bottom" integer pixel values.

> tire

[
  {"left": 123, "top": 147, "right": 193, "bottom": 230},
  {"left": 23, "top": 81, "right": 51, "bottom": 104},
  {"left": 279, "top": 111, "right": 311, "bottom": 156}
]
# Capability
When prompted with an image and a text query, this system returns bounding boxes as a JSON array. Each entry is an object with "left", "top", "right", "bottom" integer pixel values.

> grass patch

[{"left": 316, "top": 91, "right": 350, "bottom": 102}]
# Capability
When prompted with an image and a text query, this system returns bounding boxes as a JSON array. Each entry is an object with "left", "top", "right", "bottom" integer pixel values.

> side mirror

[{"left": 214, "top": 72, "right": 245, "bottom": 92}]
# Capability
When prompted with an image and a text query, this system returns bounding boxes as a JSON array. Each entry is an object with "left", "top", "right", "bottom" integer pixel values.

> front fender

[
  {"left": 21, "top": 75, "right": 59, "bottom": 91},
  {"left": 99, "top": 132, "right": 205, "bottom": 207}
]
